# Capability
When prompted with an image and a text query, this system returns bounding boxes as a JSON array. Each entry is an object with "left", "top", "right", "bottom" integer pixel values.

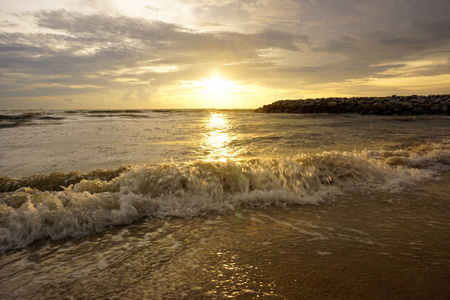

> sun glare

[
  {"left": 201, "top": 76, "right": 235, "bottom": 94},
  {"left": 194, "top": 75, "right": 240, "bottom": 107}
]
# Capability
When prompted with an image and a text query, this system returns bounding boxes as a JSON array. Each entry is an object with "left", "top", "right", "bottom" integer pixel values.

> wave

[
  {"left": 0, "top": 167, "right": 130, "bottom": 193},
  {"left": 86, "top": 110, "right": 144, "bottom": 114},
  {"left": 0, "top": 113, "right": 65, "bottom": 129},
  {"left": 85, "top": 113, "right": 151, "bottom": 119},
  {"left": 1, "top": 140, "right": 449, "bottom": 253},
  {"left": 0, "top": 112, "right": 42, "bottom": 121}
]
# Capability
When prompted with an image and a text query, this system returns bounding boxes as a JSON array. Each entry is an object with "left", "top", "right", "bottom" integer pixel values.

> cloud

[
  {"left": 0, "top": 0, "right": 449, "bottom": 108},
  {"left": 0, "top": 20, "right": 18, "bottom": 28},
  {"left": 34, "top": 9, "right": 306, "bottom": 53},
  {"left": 187, "top": 0, "right": 304, "bottom": 31},
  {"left": 298, "top": 12, "right": 450, "bottom": 84},
  {"left": 0, "top": 9, "right": 308, "bottom": 103},
  {"left": 193, "top": 2, "right": 250, "bottom": 27}
]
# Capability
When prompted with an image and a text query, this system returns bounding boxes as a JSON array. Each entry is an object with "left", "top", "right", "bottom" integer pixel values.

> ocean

[{"left": 0, "top": 109, "right": 449, "bottom": 299}]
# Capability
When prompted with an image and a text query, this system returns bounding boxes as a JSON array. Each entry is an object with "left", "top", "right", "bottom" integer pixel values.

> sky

[{"left": 0, "top": 0, "right": 449, "bottom": 109}]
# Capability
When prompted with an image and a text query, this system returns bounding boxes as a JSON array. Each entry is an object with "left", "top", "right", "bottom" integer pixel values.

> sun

[
  {"left": 190, "top": 74, "right": 242, "bottom": 107},
  {"left": 199, "top": 75, "right": 236, "bottom": 95}
]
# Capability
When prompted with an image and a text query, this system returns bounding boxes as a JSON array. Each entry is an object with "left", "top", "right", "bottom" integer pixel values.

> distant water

[{"left": 1, "top": 109, "right": 449, "bottom": 299}]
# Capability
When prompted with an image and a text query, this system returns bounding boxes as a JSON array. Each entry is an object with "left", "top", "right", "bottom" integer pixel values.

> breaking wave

[{"left": 0, "top": 140, "right": 449, "bottom": 253}]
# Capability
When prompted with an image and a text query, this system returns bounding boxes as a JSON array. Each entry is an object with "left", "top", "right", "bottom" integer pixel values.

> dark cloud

[
  {"left": 412, "top": 20, "right": 450, "bottom": 40},
  {"left": 303, "top": 11, "right": 450, "bottom": 84},
  {"left": 408, "top": 0, "right": 450, "bottom": 21}
]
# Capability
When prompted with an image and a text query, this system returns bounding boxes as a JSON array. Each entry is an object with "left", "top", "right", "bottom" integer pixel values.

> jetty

[{"left": 255, "top": 95, "right": 450, "bottom": 115}]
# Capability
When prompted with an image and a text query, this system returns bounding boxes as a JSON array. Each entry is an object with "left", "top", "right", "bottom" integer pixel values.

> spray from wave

[{"left": 0, "top": 140, "right": 449, "bottom": 253}]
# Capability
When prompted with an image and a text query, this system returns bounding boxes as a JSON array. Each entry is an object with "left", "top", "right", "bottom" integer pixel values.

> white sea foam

[
  {"left": 369, "top": 138, "right": 450, "bottom": 172},
  {"left": 1, "top": 141, "right": 449, "bottom": 253}
]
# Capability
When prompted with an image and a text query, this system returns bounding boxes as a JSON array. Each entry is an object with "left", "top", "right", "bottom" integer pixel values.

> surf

[{"left": 1, "top": 140, "right": 449, "bottom": 253}]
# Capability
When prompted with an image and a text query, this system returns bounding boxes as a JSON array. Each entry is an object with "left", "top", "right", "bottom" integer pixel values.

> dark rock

[
  {"left": 327, "top": 101, "right": 338, "bottom": 107},
  {"left": 357, "top": 99, "right": 366, "bottom": 105},
  {"left": 255, "top": 94, "right": 450, "bottom": 115}
]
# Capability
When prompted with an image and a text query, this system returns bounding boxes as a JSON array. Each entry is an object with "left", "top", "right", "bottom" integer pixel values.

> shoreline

[{"left": 255, "top": 94, "right": 450, "bottom": 115}]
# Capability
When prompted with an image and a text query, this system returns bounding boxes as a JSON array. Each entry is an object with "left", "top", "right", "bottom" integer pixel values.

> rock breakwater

[{"left": 255, "top": 95, "right": 450, "bottom": 115}]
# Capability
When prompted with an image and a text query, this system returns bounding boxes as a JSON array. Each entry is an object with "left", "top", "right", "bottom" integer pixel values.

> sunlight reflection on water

[{"left": 203, "top": 113, "right": 239, "bottom": 162}]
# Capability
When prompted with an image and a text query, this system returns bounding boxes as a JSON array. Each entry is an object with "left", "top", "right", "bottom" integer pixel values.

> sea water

[{"left": 0, "top": 110, "right": 449, "bottom": 299}]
